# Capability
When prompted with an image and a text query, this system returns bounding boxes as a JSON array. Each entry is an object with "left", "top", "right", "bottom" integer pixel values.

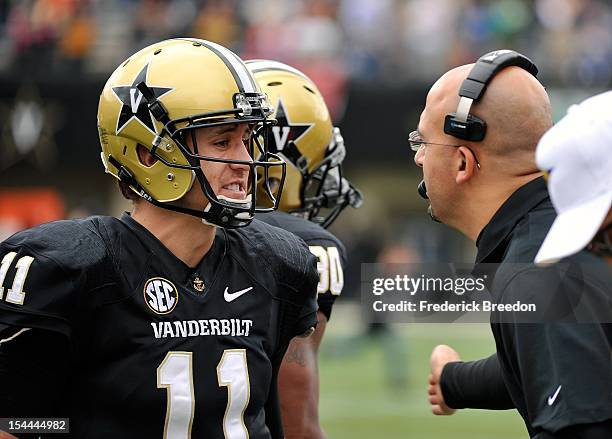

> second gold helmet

[{"left": 246, "top": 59, "right": 362, "bottom": 228}]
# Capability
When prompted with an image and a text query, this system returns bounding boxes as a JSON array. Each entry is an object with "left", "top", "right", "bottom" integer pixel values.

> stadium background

[{"left": 0, "top": 0, "right": 610, "bottom": 437}]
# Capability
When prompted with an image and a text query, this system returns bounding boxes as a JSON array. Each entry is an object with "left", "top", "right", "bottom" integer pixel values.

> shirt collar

[
  {"left": 475, "top": 177, "right": 549, "bottom": 264},
  {"left": 119, "top": 212, "right": 226, "bottom": 273}
]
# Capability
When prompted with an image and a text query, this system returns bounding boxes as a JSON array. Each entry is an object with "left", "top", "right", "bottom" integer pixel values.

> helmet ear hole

[
  {"left": 269, "top": 177, "right": 281, "bottom": 193},
  {"left": 260, "top": 177, "right": 281, "bottom": 197},
  {"left": 136, "top": 144, "right": 157, "bottom": 167}
]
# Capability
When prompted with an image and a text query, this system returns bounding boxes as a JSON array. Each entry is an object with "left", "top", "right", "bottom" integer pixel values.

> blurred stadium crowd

[
  {"left": 0, "top": 0, "right": 611, "bottom": 298},
  {"left": 2, "top": 0, "right": 612, "bottom": 87}
]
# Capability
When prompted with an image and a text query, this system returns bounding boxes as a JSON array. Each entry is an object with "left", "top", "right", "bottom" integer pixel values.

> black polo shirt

[{"left": 444, "top": 177, "right": 612, "bottom": 437}]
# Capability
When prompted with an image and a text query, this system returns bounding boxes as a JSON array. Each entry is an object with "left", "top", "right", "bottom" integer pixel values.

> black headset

[
  {"left": 443, "top": 49, "right": 539, "bottom": 141},
  {"left": 418, "top": 49, "right": 539, "bottom": 199}
]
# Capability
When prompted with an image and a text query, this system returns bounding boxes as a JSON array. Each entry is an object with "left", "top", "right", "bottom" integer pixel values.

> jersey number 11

[{"left": 157, "top": 349, "right": 250, "bottom": 439}]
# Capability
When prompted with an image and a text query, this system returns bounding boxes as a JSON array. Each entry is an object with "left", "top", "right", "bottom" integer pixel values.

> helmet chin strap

[
  {"left": 200, "top": 201, "right": 215, "bottom": 227},
  {"left": 200, "top": 194, "right": 253, "bottom": 226}
]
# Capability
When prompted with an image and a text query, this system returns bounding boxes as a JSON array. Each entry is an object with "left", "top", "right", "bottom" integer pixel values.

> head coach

[{"left": 412, "top": 50, "right": 612, "bottom": 438}]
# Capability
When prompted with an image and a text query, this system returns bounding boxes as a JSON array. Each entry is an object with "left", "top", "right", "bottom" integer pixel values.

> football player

[
  {"left": 0, "top": 39, "right": 319, "bottom": 439},
  {"left": 246, "top": 59, "right": 363, "bottom": 439}
]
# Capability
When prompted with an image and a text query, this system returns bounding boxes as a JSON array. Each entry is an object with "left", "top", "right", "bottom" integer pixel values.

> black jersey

[
  {"left": 257, "top": 211, "right": 347, "bottom": 321},
  {"left": 475, "top": 178, "right": 612, "bottom": 436},
  {"left": 0, "top": 214, "right": 318, "bottom": 438}
]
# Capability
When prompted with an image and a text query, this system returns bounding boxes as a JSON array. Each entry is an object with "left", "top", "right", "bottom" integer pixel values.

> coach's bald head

[{"left": 414, "top": 63, "right": 553, "bottom": 240}]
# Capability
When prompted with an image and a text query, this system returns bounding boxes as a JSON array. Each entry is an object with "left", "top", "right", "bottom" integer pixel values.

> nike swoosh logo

[
  {"left": 547, "top": 385, "right": 562, "bottom": 406},
  {"left": 224, "top": 286, "right": 253, "bottom": 302}
]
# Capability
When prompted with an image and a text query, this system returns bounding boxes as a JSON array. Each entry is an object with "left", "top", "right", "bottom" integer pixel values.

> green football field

[{"left": 318, "top": 313, "right": 527, "bottom": 439}]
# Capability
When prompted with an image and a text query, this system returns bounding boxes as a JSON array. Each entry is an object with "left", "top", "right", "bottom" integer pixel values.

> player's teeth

[{"left": 225, "top": 183, "right": 240, "bottom": 192}]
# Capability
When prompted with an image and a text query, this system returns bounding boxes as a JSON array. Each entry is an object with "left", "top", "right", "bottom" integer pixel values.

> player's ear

[
  {"left": 137, "top": 144, "right": 157, "bottom": 167},
  {"left": 455, "top": 146, "right": 478, "bottom": 185}
]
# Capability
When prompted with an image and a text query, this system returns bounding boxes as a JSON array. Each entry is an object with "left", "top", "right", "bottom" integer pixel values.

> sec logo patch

[{"left": 143, "top": 277, "right": 179, "bottom": 314}]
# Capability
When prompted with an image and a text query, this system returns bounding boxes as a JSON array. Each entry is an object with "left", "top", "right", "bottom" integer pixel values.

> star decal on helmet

[
  {"left": 270, "top": 99, "right": 313, "bottom": 153},
  {"left": 111, "top": 64, "right": 173, "bottom": 135}
]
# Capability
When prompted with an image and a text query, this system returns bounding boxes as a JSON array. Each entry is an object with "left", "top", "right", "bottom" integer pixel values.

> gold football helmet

[
  {"left": 97, "top": 39, "right": 285, "bottom": 228},
  {"left": 246, "top": 59, "right": 362, "bottom": 228}
]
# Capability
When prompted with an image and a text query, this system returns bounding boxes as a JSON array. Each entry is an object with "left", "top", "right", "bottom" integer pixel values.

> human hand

[{"left": 428, "top": 344, "right": 460, "bottom": 415}]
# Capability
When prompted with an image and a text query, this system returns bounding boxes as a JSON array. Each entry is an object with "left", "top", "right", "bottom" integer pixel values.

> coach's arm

[{"left": 429, "top": 347, "right": 514, "bottom": 414}]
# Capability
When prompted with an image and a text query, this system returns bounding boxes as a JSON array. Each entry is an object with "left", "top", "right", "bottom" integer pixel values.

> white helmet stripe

[
  {"left": 175, "top": 38, "right": 257, "bottom": 93},
  {"left": 203, "top": 41, "right": 257, "bottom": 92},
  {"left": 245, "top": 59, "right": 313, "bottom": 83}
]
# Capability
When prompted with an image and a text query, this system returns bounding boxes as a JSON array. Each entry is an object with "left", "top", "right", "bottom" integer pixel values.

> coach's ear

[{"left": 455, "top": 146, "right": 479, "bottom": 185}]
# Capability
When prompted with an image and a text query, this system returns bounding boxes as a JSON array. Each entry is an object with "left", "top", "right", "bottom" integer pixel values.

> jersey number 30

[
  {"left": 158, "top": 350, "right": 250, "bottom": 439},
  {"left": 309, "top": 246, "right": 343, "bottom": 295}
]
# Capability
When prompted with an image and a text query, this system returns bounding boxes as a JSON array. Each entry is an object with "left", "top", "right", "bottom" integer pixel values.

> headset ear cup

[
  {"left": 444, "top": 113, "right": 487, "bottom": 141},
  {"left": 443, "top": 50, "right": 537, "bottom": 144},
  {"left": 444, "top": 114, "right": 466, "bottom": 139},
  {"left": 467, "top": 115, "right": 487, "bottom": 141}
]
